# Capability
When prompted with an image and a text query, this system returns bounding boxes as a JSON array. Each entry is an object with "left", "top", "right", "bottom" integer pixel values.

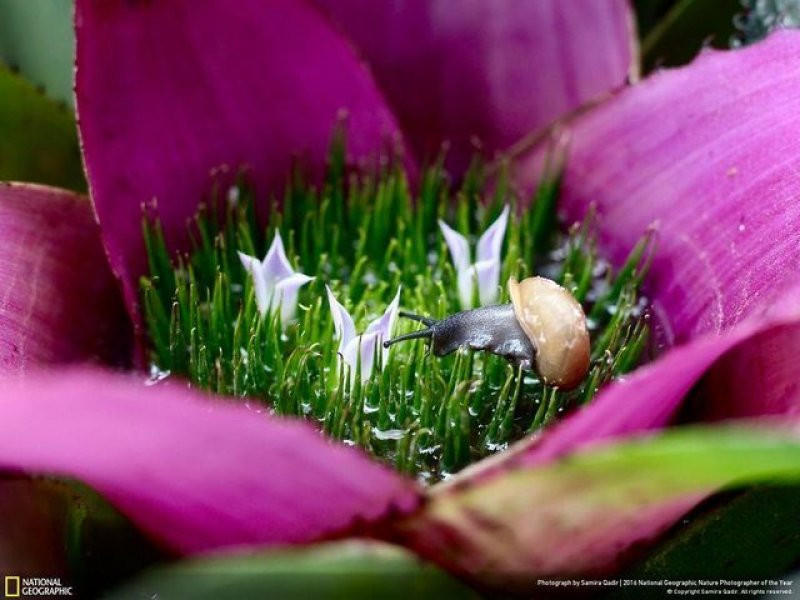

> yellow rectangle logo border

[{"left": 4, "top": 576, "right": 20, "bottom": 598}]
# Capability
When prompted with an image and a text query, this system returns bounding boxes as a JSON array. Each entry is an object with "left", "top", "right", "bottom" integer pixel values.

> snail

[{"left": 383, "top": 276, "right": 590, "bottom": 389}]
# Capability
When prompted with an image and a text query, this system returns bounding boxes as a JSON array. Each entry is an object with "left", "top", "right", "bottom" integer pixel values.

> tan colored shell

[{"left": 508, "top": 276, "right": 590, "bottom": 389}]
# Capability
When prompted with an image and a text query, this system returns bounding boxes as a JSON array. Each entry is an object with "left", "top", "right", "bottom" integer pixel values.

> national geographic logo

[
  {"left": 3, "top": 577, "right": 19, "bottom": 598},
  {"left": 3, "top": 577, "right": 73, "bottom": 597}
]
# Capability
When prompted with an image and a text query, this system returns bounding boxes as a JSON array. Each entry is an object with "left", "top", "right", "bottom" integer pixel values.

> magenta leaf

[
  {"left": 314, "top": 0, "right": 636, "bottom": 172},
  {"left": 0, "top": 369, "right": 420, "bottom": 554},
  {"left": 517, "top": 31, "right": 800, "bottom": 344},
  {"left": 75, "top": 0, "right": 408, "bottom": 322},
  {"left": 0, "top": 183, "right": 130, "bottom": 371}
]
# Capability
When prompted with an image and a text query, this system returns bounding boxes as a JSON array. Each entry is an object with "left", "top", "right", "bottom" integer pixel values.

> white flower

[
  {"left": 439, "top": 205, "right": 509, "bottom": 309},
  {"left": 238, "top": 232, "right": 313, "bottom": 325},
  {"left": 326, "top": 286, "right": 401, "bottom": 383}
]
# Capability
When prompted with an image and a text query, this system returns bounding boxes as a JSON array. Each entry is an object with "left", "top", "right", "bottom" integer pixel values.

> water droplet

[
  {"left": 485, "top": 441, "right": 509, "bottom": 452},
  {"left": 146, "top": 364, "right": 171, "bottom": 386},
  {"left": 227, "top": 185, "right": 240, "bottom": 206},
  {"left": 362, "top": 270, "right": 378, "bottom": 286},
  {"left": 418, "top": 444, "right": 441, "bottom": 456},
  {"left": 372, "top": 427, "right": 407, "bottom": 441}
]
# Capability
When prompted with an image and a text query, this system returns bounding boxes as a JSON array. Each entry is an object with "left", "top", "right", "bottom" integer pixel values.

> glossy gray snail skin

[{"left": 383, "top": 276, "right": 590, "bottom": 389}]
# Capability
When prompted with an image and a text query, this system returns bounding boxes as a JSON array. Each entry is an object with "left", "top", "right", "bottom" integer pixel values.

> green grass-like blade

[{"left": 140, "top": 142, "right": 652, "bottom": 482}]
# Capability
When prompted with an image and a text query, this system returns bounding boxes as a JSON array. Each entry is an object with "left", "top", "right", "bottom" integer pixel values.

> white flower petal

[
  {"left": 365, "top": 286, "right": 401, "bottom": 365},
  {"left": 261, "top": 231, "right": 295, "bottom": 283},
  {"left": 326, "top": 286, "right": 357, "bottom": 353},
  {"left": 274, "top": 273, "right": 314, "bottom": 325},
  {"left": 476, "top": 205, "right": 509, "bottom": 265},
  {"left": 457, "top": 266, "right": 477, "bottom": 310},
  {"left": 238, "top": 251, "right": 270, "bottom": 315},
  {"left": 473, "top": 259, "right": 501, "bottom": 306},
  {"left": 365, "top": 286, "right": 401, "bottom": 338},
  {"left": 341, "top": 332, "right": 381, "bottom": 384},
  {"left": 438, "top": 219, "right": 471, "bottom": 274}
]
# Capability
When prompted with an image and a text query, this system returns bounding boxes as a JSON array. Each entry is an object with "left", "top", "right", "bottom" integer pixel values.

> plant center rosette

[{"left": 141, "top": 135, "right": 654, "bottom": 484}]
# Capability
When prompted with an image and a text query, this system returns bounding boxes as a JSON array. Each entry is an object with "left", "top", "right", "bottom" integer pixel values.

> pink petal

[
  {"left": 0, "top": 183, "right": 130, "bottom": 371},
  {"left": 75, "top": 0, "right": 408, "bottom": 322},
  {"left": 314, "top": 0, "right": 636, "bottom": 172},
  {"left": 516, "top": 31, "right": 800, "bottom": 345},
  {"left": 0, "top": 369, "right": 420, "bottom": 554}
]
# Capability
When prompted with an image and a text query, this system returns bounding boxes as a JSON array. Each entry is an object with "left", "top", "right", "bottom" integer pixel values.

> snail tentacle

[
  {"left": 398, "top": 311, "right": 436, "bottom": 326},
  {"left": 382, "top": 328, "right": 433, "bottom": 347}
]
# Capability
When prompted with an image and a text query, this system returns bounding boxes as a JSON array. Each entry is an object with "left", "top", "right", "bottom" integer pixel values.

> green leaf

[
  {"left": 634, "top": 0, "right": 680, "bottom": 39},
  {"left": 62, "top": 481, "right": 167, "bottom": 598},
  {"left": 0, "top": 478, "right": 164, "bottom": 596},
  {"left": 107, "top": 541, "right": 480, "bottom": 600},
  {"left": 0, "top": 477, "right": 69, "bottom": 575},
  {"left": 640, "top": 0, "right": 740, "bottom": 73},
  {"left": 396, "top": 424, "right": 800, "bottom": 590},
  {"left": 0, "top": 0, "right": 74, "bottom": 107},
  {"left": 609, "top": 486, "right": 800, "bottom": 593},
  {"left": 0, "top": 65, "right": 85, "bottom": 190}
]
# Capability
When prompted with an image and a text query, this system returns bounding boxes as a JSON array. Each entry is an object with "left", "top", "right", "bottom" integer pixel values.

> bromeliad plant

[
  {"left": 3, "top": 0, "right": 800, "bottom": 596},
  {"left": 141, "top": 144, "right": 651, "bottom": 482}
]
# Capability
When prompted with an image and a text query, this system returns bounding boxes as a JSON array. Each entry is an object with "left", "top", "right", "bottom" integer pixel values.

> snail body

[{"left": 384, "top": 276, "right": 590, "bottom": 389}]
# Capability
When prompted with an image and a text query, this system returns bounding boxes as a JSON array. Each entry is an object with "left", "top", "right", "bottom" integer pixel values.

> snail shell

[{"left": 508, "top": 276, "right": 590, "bottom": 389}]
